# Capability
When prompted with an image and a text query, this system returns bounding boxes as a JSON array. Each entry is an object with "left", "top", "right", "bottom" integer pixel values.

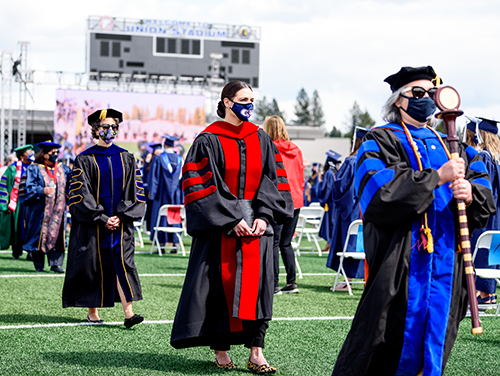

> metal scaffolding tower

[
  {"left": 15, "top": 41, "right": 33, "bottom": 148},
  {"left": 1, "top": 50, "right": 13, "bottom": 162},
  {"left": 0, "top": 40, "right": 228, "bottom": 161}
]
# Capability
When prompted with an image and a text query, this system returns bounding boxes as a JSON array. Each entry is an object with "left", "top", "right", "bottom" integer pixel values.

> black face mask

[{"left": 48, "top": 154, "right": 58, "bottom": 163}]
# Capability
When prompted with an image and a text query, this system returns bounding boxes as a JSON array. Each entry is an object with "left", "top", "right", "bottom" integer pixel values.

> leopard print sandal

[{"left": 247, "top": 359, "right": 277, "bottom": 374}]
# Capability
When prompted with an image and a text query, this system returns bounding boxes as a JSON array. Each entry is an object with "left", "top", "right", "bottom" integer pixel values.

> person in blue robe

[
  {"left": 304, "top": 162, "right": 320, "bottom": 206},
  {"left": 327, "top": 128, "right": 368, "bottom": 287},
  {"left": 332, "top": 66, "right": 496, "bottom": 376},
  {"left": 316, "top": 150, "right": 341, "bottom": 246},
  {"left": 23, "top": 141, "right": 71, "bottom": 273},
  {"left": 142, "top": 142, "right": 163, "bottom": 233},
  {"left": 147, "top": 134, "right": 184, "bottom": 252},
  {"left": 468, "top": 118, "right": 500, "bottom": 305}
]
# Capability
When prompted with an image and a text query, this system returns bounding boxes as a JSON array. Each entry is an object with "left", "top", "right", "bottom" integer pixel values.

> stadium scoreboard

[{"left": 87, "top": 16, "right": 261, "bottom": 87}]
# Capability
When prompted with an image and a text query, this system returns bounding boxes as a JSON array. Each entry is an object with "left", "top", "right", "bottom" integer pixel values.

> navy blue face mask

[
  {"left": 230, "top": 101, "right": 254, "bottom": 122},
  {"left": 401, "top": 96, "right": 436, "bottom": 123}
]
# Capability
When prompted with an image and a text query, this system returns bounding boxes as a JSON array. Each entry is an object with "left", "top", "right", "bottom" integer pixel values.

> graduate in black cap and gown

[
  {"left": 332, "top": 66, "right": 496, "bottom": 376},
  {"left": 327, "top": 127, "right": 368, "bottom": 289},
  {"left": 62, "top": 108, "right": 145, "bottom": 328},
  {"left": 0, "top": 144, "right": 34, "bottom": 259},
  {"left": 147, "top": 134, "right": 184, "bottom": 251},
  {"left": 23, "top": 141, "right": 71, "bottom": 272}
]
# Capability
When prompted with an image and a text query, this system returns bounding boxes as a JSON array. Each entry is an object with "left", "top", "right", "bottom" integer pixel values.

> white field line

[
  {"left": 0, "top": 317, "right": 354, "bottom": 330},
  {"left": 0, "top": 272, "right": 337, "bottom": 278},
  {"left": 1, "top": 313, "right": 499, "bottom": 330}
]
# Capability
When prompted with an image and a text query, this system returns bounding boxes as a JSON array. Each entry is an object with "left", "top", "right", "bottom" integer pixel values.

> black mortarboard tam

[
  {"left": 87, "top": 108, "right": 123, "bottom": 125},
  {"left": 384, "top": 66, "right": 443, "bottom": 92},
  {"left": 477, "top": 117, "right": 499, "bottom": 134}
]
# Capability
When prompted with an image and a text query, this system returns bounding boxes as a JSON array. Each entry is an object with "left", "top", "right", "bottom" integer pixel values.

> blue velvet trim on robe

[
  {"left": 93, "top": 151, "right": 134, "bottom": 302},
  {"left": 473, "top": 177, "right": 493, "bottom": 190},
  {"left": 469, "top": 160, "right": 488, "bottom": 173},
  {"left": 354, "top": 158, "right": 386, "bottom": 195},
  {"left": 466, "top": 145, "right": 479, "bottom": 160},
  {"left": 357, "top": 139, "right": 380, "bottom": 157},
  {"left": 358, "top": 169, "right": 394, "bottom": 215}
]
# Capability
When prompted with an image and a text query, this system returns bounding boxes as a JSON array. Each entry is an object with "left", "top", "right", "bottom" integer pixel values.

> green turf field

[{"left": 1, "top": 235, "right": 499, "bottom": 375}]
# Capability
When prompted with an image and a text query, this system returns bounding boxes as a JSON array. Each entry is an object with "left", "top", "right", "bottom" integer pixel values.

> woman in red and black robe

[{"left": 170, "top": 81, "right": 293, "bottom": 374}]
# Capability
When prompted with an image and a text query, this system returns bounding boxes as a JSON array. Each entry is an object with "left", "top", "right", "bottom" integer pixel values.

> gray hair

[{"left": 381, "top": 85, "right": 438, "bottom": 127}]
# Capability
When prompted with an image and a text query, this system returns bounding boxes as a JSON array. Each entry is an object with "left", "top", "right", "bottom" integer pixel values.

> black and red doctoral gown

[
  {"left": 170, "top": 121, "right": 293, "bottom": 349},
  {"left": 62, "top": 144, "right": 146, "bottom": 308}
]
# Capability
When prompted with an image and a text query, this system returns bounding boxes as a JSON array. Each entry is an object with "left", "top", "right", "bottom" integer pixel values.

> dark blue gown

[
  {"left": 326, "top": 156, "right": 364, "bottom": 278},
  {"left": 470, "top": 149, "right": 500, "bottom": 293},
  {"left": 148, "top": 151, "right": 184, "bottom": 244},
  {"left": 316, "top": 169, "right": 336, "bottom": 242}
]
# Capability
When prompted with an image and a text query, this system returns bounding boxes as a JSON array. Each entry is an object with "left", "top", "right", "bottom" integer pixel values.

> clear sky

[{"left": 1, "top": 0, "right": 500, "bottom": 132}]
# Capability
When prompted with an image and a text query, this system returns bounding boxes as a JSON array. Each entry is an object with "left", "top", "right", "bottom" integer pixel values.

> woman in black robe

[
  {"left": 332, "top": 66, "right": 496, "bottom": 375},
  {"left": 170, "top": 81, "right": 293, "bottom": 374},
  {"left": 62, "top": 108, "right": 146, "bottom": 328}
]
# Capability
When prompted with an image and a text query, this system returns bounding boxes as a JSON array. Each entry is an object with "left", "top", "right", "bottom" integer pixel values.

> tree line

[{"left": 254, "top": 88, "right": 376, "bottom": 138}]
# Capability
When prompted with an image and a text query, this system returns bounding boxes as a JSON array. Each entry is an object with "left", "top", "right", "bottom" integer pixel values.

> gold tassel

[
  {"left": 424, "top": 227, "right": 434, "bottom": 253},
  {"left": 324, "top": 203, "right": 329, "bottom": 212},
  {"left": 99, "top": 109, "right": 107, "bottom": 120},
  {"left": 432, "top": 73, "right": 441, "bottom": 88}
]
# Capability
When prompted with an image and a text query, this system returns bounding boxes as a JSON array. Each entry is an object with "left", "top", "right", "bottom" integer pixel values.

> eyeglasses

[
  {"left": 402, "top": 86, "right": 437, "bottom": 99},
  {"left": 100, "top": 124, "right": 119, "bottom": 130}
]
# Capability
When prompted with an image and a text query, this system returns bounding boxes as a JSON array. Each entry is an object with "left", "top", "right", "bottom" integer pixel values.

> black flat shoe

[
  {"left": 124, "top": 314, "right": 144, "bottom": 328},
  {"left": 50, "top": 265, "right": 65, "bottom": 273},
  {"left": 35, "top": 268, "right": 46, "bottom": 273},
  {"left": 86, "top": 315, "right": 104, "bottom": 324}
]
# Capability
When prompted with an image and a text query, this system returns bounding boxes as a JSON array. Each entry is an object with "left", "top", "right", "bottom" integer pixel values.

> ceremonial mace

[{"left": 434, "top": 86, "right": 482, "bottom": 335}]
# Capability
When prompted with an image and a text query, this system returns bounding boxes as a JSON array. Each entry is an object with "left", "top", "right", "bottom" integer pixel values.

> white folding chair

[
  {"left": 289, "top": 240, "right": 303, "bottom": 279},
  {"left": 472, "top": 230, "right": 500, "bottom": 316},
  {"left": 332, "top": 219, "right": 365, "bottom": 296},
  {"left": 133, "top": 220, "right": 144, "bottom": 248},
  {"left": 294, "top": 205, "right": 325, "bottom": 256},
  {"left": 133, "top": 205, "right": 146, "bottom": 249},
  {"left": 150, "top": 204, "right": 186, "bottom": 256}
]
